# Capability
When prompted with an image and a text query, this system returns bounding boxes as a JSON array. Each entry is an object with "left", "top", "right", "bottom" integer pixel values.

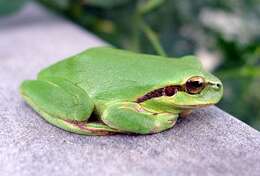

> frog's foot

[
  {"left": 180, "top": 110, "right": 193, "bottom": 118},
  {"left": 101, "top": 102, "right": 178, "bottom": 134},
  {"left": 55, "top": 120, "right": 119, "bottom": 135},
  {"left": 20, "top": 77, "right": 118, "bottom": 135}
]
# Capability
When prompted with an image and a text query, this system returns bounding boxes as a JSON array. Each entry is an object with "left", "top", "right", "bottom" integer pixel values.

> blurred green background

[{"left": 1, "top": 0, "right": 259, "bottom": 130}]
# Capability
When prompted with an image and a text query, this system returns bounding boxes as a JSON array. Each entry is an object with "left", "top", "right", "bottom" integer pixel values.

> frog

[{"left": 20, "top": 47, "right": 223, "bottom": 135}]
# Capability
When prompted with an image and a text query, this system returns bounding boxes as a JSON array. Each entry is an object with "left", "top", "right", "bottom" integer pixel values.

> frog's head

[{"left": 137, "top": 56, "right": 223, "bottom": 112}]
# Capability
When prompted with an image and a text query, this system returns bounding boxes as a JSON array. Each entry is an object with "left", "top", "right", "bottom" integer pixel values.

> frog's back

[{"left": 38, "top": 47, "right": 202, "bottom": 99}]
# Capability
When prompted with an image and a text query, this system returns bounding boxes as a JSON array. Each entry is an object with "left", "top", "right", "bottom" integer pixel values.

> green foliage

[{"left": 0, "top": 0, "right": 29, "bottom": 15}]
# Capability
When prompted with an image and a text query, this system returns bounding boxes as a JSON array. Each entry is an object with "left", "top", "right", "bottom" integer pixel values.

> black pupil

[{"left": 191, "top": 81, "right": 202, "bottom": 88}]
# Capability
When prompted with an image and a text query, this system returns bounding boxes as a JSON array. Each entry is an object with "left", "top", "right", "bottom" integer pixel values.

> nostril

[
  {"left": 214, "top": 83, "right": 222, "bottom": 90},
  {"left": 210, "top": 82, "right": 222, "bottom": 90}
]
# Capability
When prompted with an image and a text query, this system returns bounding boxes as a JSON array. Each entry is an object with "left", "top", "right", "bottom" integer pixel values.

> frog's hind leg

[{"left": 20, "top": 77, "right": 118, "bottom": 135}]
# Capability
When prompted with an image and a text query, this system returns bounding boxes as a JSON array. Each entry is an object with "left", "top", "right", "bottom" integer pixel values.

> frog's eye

[{"left": 185, "top": 76, "right": 205, "bottom": 94}]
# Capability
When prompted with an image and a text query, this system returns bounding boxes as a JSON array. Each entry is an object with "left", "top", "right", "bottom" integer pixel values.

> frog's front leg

[
  {"left": 20, "top": 77, "right": 118, "bottom": 135},
  {"left": 101, "top": 102, "right": 178, "bottom": 134}
]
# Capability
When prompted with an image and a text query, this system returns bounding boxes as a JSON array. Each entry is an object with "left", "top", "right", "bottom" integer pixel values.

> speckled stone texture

[{"left": 0, "top": 3, "right": 260, "bottom": 176}]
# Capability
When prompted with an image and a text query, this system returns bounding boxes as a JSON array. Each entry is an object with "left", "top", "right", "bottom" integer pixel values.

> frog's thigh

[
  {"left": 20, "top": 78, "right": 120, "bottom": 135},
  {"left": 21, "top": 78, "right": 94, "bottom": 121},
  {"left": 101, "top": 102, "right": 178, "bottom": 134},
  {"left": 20, "top": 77, "right": 94, "bottom": 121}
]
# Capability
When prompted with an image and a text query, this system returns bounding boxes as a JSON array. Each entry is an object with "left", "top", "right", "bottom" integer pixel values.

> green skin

[{"left": 20, "top": 47, "right": 223, "bottom": 135}]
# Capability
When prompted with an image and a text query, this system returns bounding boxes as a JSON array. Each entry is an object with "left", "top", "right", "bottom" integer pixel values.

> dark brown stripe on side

[{"left": 136, "top": 85, "right": 182, "bottom": 103}]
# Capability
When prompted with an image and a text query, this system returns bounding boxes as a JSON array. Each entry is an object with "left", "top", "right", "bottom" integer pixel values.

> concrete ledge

[{"left": 0, "top": 3, "right": 260, "bottom": 176}]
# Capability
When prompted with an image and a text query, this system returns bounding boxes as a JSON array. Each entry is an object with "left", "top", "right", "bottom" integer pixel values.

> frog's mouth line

[{"left": 136, "top": 85, "right": 184, "bottom": 103}]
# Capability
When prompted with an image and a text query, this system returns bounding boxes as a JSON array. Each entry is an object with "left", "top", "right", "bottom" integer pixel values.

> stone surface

[{"left": 0, "top": 3, "right": 260, "bottom": 176}]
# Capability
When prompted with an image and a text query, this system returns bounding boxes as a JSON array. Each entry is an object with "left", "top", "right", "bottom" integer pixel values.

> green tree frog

[{"left": 20, "top": 47, "right": 223, "bottom": 135}]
